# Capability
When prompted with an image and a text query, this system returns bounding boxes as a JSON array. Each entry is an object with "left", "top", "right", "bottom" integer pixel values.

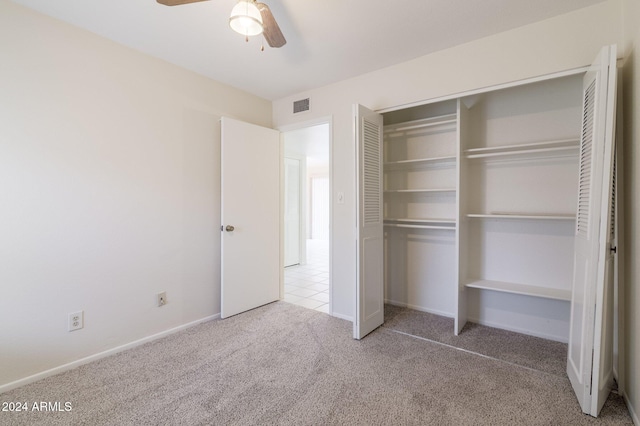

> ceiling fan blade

[
  {"left": 256, "top": 2, "right": 286, "bottom": 48},
  {"left": 156, "top": 0, "right": 209, "bottom": 6}
]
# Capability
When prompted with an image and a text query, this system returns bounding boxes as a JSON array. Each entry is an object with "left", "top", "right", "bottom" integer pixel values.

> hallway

[{"left": 283, "top": 239, "right": 329, "bottom": 314}]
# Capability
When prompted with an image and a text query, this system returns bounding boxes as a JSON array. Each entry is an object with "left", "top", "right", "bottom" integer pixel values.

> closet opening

[
  {"left": 381, "top": 100, "right": 459, "bottom": 320},
  {"left": 364, "top": 48, "right": 619, "bottom": 417},
  {"left": 378, "top": 75, "right": 588, "bottom": 341},
  {"left": 377, "top": 79, "right": 580, "bottom": 385},
  {"left": 282, "top": 123, "right": 331, "bottom": 314}
]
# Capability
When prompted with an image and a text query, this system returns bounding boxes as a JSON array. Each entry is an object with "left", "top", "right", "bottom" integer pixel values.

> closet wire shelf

[
  {"left": 466, "top": 213, "right": 576, "bottom": 221},
  {"left": 464, "top": 279, "right": 572, "bottom": 301},
  {"left": 464, "top": 138, "right": 580, "bottom": 159},
  {"left": 384, "top": 218, "right": 456, "bottom": 230}
]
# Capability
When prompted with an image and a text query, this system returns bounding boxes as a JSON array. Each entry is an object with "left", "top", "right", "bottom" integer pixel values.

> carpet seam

[{"left": 382, "top": 326, "right": 566, "bottom": 379}]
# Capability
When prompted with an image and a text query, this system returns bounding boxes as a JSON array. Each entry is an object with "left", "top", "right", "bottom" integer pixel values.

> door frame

[{"left": 278, "top": 117, "right": 333, "bottom": 312}]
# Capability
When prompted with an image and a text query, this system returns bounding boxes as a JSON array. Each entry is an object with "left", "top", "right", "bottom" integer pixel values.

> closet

[
  {"left": 381, "top": 74, "right": 582, "bottom": 342},
  {"left": 356, "top": 44, "right": 618, "bottom": 417},
  {"left": 458, "top": 75, "right": 584, "bottom": 341},
  {"left": 382, "top": 101, "right": 459, "bottom": 319}
]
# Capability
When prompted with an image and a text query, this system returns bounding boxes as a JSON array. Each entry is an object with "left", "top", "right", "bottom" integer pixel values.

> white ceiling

[{"left": 11, "top": 0, "right": 605, "bottom": 100}]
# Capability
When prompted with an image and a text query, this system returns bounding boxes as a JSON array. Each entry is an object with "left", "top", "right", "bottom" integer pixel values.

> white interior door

[
  {"left": 354, "top": 104, "right": 384, "bottom": 339},
  {"left": 221, "top": 117, "right": 280, "bottom": 318},
  {"left": 566, "top": 44, "right": 617, "bottom": 417},
  {"left": 284, "top": 157, "right": 301, "bottom": 267}
]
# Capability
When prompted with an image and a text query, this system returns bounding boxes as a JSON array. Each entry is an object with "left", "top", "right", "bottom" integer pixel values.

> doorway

[{"left": 282, "top": 123, "right": 331, "bottom": 314}]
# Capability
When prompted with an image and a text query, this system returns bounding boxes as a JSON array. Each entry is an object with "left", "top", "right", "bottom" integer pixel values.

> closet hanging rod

[
  {"left": 465, "top": 138, "right": 579, "bottom": 153},
  {"left": 466, "top": 145, "right": 578, "bottom": 159},
  {"left": 384, "top": 223, "right": 455, "bottom": 230},
  {"left": 466, "top": 213, "right": 576, "bottom": 220},
  {"left": 391, "top": 119, "right": 457, "bottom": 132},
  {"left": 384, "top": 218, "right": 456, "bottom": 224},
  {"left": 384, "top": 155, "right": 457, "bottom": 165},
  {"left": 384, "top": 188, "right": 456, "bottom": 193},
  {"left": 464, "top": 138, "right": 579, "bottom": 156}
]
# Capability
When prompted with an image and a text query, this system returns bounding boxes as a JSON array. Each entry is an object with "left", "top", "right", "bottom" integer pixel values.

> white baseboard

[
  {"left": 623, "top": 391, "right": 640, "bottom": 426},
  {"left": 328, "top": 300, "right": 453, "bottom": 324},
  {"left": 330, "top": 311, "right": 353, "bottom": 322},
  {"left": 384, "top": 299, "right": 454, "bottom": 318},
  {"left": 467, "top": 315, "right": 568, "bottom": 343},
  {"left": 0, "top": 313, "right": 220, "bottom": 394}
]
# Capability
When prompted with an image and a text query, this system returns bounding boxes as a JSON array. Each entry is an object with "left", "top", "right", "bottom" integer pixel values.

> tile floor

[{"left": 283, "top": 239, "right": 329, "bottom": 314}]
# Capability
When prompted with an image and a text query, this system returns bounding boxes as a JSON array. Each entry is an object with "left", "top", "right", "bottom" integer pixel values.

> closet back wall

[{"left": 383, "top": 101, "right": 459, "bottom": 317}]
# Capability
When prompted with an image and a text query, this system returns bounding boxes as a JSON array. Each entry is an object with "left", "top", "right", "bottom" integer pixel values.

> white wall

[
  {"left": 622, "top": 0, "right": 640, "bottom": 422},
  {"left": 0, "top": 1, "right": 271, "bottom": 390},
  {"left": 273, "top": 0, "right": 623, "bottom": 321}
]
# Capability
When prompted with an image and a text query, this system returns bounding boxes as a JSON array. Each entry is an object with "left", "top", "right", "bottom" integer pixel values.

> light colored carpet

[
  {"left": 0, "top": 302, "right": 633, "bottom": 425},
  {"left": 383, "top": 304, "right": 568, "bottom": 377}
]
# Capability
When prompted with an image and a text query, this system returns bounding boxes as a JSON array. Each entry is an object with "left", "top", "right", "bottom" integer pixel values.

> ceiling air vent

[{"left": 293, "top": 98, "right": 310, "bottom": 114}]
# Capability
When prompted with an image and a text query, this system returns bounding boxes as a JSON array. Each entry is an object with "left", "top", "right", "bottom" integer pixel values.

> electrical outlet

[
  {"left": 157, "top": 291, "right": 167, "bottom": 307},
  {"left": 68, "top": 311, "right": 84, "bottom": 332}
]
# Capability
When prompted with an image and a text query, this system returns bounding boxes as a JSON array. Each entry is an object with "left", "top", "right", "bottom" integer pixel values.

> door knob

[{"left": 225, "top": 225, "right": 235, "bottom": 232}]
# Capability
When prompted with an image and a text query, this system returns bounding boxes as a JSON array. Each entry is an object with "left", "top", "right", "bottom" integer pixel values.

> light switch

[{"left": 337, "top": 191, "right": 344, "bottom": 204}]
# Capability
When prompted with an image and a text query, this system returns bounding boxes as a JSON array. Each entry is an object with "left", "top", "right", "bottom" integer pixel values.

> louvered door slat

[
  {"left": 363, "top": 119, "right": 382, "bottom": 225},
  {"left": 576, "top": 79, "right": 596, "bottom": 238}
]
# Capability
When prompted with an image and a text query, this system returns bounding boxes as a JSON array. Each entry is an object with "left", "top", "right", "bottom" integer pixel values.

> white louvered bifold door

[
  {"left": 354, "top": 104, "right": 384, "bottom": 340},
  {"left": 567, "top": 45, "right": 618, "bottom": 417}
]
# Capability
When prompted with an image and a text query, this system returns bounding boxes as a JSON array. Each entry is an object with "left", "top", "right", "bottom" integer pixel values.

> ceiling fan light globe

[{"left": 229, "top": 0, "right": 263, "bottom": 36}]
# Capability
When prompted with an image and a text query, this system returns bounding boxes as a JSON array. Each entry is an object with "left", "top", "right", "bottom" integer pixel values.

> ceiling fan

[{"left": 156, "top": 0, "right": 286, "bottom": 48}]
